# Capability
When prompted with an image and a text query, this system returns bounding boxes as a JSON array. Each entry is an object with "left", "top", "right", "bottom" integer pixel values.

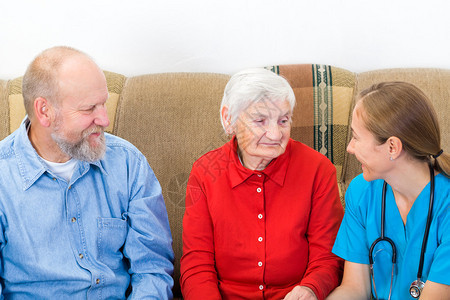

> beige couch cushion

[
  {"left": 114, "top": 72, "right": 230, "bottom": 296},
  {"left": 0, "top": 80, "right": 8, "bottom": 140},
  {"left": 7, "top": 77, "right": 25, "bottom": 133}
]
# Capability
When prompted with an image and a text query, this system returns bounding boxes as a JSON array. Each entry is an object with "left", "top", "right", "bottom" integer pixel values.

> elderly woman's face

[{"left": 234, "top": 98, "right": 291, "bottom": 165}]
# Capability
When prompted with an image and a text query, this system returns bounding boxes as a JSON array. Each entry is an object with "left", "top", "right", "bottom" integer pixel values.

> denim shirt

[{"left": 0, "top": 120, "right": 174, "bottom": 299}]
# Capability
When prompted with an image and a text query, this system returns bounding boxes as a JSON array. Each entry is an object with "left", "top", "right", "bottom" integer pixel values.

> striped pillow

[{"left": 267, "top": 64, "right": 356, "bottom": 204}]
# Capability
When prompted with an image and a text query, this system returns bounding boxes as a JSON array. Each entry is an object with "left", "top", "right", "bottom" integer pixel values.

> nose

[
  {"left": 265, "top": 121, "right": 282, "bottom": 140},
  {"left": 94, "top": 105, "right": 110, "bottom": 128},
  {"left": 347, "top": 138, "right": 355, "bottom": 154}
]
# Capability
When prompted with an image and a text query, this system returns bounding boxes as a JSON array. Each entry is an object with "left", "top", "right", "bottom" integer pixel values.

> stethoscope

[{"left": 369, "top": 162, "right": 435, "bottom": 300}]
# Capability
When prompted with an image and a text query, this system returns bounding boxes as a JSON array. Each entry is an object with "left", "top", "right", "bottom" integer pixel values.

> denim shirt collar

[{"left": 14, "top": 118, "right": 107, "bottom": 190}]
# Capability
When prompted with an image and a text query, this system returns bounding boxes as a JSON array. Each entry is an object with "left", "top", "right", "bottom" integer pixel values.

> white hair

[{"left": 220, "top": 68, "right": 296, "bottom": 131}]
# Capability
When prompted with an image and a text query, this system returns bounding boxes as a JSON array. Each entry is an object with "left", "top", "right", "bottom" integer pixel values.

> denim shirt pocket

[{"left": 97, "top": 217, "right": 128, "bottom": 270}]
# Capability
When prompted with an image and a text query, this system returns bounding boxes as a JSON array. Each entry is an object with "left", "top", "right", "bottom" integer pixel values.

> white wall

[{"left": 1, "top": 0, "right": 449, "bottom": 79}]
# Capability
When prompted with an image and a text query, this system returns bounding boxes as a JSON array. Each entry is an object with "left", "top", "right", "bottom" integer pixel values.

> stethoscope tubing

[
  {"left": 417, "top": 163, "right": 435, "bottom": 280},
  {"left": 368, "top": 162, "right": 435, "bottom": 299},
  {"left": 368, "top": 182, "right": 397, "bottom": 265}
]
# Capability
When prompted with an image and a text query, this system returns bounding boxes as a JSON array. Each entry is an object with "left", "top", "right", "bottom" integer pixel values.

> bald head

[{"left": 22, "top": 46, "right": 105, "bottom": 120}]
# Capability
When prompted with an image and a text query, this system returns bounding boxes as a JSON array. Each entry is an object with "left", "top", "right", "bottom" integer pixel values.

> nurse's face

[{"left": 347, "top": 104, "right": 391, "bottom": 181}]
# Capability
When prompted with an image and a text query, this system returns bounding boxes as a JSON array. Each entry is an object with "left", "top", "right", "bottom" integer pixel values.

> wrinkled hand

[{"left": 283, "top": 286, "right": 318, "bottom": 300}]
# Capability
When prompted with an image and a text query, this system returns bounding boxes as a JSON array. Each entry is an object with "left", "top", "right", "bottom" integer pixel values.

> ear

[
  {"left": 387, "top": 136, "right": 403, "bottom": 160},
  {"left": 33, "top": 97, "right": 52, "bottom": 127},
  {"left": 221, "top": 106, "right": 233, "bottom": 135}
]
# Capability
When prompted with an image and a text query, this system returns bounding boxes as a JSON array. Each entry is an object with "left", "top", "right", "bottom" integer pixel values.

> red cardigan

[{"left": 180, "top": 137, "right": 343, "bottom": 300}]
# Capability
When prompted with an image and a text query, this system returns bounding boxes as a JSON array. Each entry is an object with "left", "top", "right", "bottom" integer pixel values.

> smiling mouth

[{"left": 87, "top": 131, "right": 105, "bottom": 142}]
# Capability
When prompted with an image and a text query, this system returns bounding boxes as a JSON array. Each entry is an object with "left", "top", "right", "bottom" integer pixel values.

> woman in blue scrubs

[{"left": 326, "top": 82, "right": 450, "bottom": 300}]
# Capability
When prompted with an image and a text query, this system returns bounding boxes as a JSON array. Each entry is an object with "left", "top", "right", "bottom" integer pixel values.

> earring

[{"left": 389, "top": 157, "right": 394, "bottom": 161}]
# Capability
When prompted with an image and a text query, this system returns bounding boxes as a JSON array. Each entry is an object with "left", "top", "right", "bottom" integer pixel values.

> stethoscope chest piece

[{"left": 410, "top": 279, "right": 425, "bottom": 298}]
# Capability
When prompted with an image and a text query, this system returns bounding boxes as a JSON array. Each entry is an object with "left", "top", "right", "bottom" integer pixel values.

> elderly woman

[
  {"left": 326, "top": 82, "right": 450, "bottom": 300},
  {"left": 180, "top": 68, "right": 344, "bottom": 300}
]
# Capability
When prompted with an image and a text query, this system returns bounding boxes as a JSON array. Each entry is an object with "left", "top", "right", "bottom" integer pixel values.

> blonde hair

[
  {"left": 22, "top": 46, "right": 88, "bottom": 119},
  {"left": 358, "top": 81, "right": 449, "bottom": 177}
]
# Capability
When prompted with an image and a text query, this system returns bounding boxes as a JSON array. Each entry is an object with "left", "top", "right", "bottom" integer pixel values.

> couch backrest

[{"left": 0, "top": 80, "right": 8, "bottom": 139}]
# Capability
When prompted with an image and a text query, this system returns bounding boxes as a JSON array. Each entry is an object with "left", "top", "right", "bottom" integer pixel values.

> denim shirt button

[
  {"left": 71, "top": 217, "right": 77, "bottom": 223},
  {"left": 96, "top": 278, "right": 100, "bottom": 284},
  {"left": 79, "top": 253, "right": 84, "bottom": 259}
]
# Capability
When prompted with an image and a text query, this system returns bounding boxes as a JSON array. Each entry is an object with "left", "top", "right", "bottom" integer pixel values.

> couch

[{"left": 1, "top": 64, "right": 448, "bottom": 298}]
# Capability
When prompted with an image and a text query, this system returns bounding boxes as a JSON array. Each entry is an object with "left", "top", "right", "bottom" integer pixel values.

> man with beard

[{"left": 0, "top": 46, "right": 174, "bottom": 299}]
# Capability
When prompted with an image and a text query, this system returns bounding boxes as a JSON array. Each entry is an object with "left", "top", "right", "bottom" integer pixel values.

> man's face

[
  {"left": 51, "top": 110, "right": 107, "bottom": 162},
  {"left": 50, "top": 57, "right": 110, "bottom": 162}
]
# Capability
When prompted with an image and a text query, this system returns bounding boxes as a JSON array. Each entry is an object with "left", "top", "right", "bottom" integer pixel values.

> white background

[{"left": 1, "top": 0, "right": 449, "bottom": 79}]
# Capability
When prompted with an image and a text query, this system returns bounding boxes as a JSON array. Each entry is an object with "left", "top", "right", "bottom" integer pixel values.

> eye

[
  {"left": 254, "top": 119, "right": 265, "bottom": 124},
  {"left": 278, "top": 117, "right": 290, "bottom": 125},
  {"left": 80, "top": 106, "right": 95, "bottom": 113}
]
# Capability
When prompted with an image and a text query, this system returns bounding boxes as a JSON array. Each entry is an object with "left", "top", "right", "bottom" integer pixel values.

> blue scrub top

[{"left": 333, "top": 173, "right": 449, "bottom": 299}]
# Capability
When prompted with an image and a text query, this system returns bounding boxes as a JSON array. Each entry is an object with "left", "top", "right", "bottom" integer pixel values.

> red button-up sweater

[{"left": 180, "top": 137, "right": 344, "bottom": 300}]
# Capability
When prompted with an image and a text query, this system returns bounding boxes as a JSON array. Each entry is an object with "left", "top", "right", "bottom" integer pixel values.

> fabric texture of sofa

[{"left": 0, "top": 64, "right": 448, "bottom": 298}]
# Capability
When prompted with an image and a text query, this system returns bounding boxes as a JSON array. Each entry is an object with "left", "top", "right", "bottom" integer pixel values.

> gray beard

[{"left": 51, "top": 128, "right": 106, "bottom": 162}]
